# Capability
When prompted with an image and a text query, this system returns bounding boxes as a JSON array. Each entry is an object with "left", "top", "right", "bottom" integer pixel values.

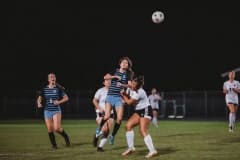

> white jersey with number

[
  {"left": 94, "top": 87, "right": 108, "bottom": 111},
  {"left": 94, "top": 87, "right": 114, "bottom": 114},
  {"left": 126, "top": 88, "right": 150, "bottom": 110},
  {"left": 148, "top": 94, "right": 160, "bottom": 109},
  {"left": 223, "top": 80, "right": 240, "bottom": 105}
]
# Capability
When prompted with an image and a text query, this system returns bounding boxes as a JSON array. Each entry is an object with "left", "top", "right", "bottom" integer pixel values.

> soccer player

[
  {"left": 37, "top": 73, "right": 70, "bottom": 149},
  {"left": 223, "top": 71, "right": 240, "bottom": 132},
  {"left": 92, "top": 78, "right": 114, "bottom": 151},
  {"left": 148, "top": 88, "right": 162, "bottom": 127},
  {"left": 121, "top": 75, "right": 158, "bottom": 158},
  {"left": 96, "top": 56, "right": 134, "bottom": 145}
]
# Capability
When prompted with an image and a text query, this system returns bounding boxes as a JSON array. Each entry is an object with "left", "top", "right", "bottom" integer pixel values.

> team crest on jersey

[
  {"left": 53, "top": 90, "right": 57, "bottom": 93},
  {"left": 123, "top": 75, "right": 126, "bottom": 79}
]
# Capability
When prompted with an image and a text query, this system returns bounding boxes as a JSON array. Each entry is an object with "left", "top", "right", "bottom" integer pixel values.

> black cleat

[
  {"left": 97, "top": 147, "right": 104, "bottom": 152},
  {"left": 93, "top": 134, "right": 98, "bottom": 147},
  {"left": 66, "top": 142, "right": 71, "bottom": 147},
  {"left": 65, "top": 139, "right": 71, "bottom": 147},
  {"left": 52, "top": 145, "right": 58, "bottom": 149},
  {"left": 64, "top": 136, "right": 71, "bottom": 147}
]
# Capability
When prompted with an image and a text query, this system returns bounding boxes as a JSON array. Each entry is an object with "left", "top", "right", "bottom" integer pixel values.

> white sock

[
  {"left": 144, "top": 134, "right": 156, "bottom": 153},
  {"left": 126, "top": 130, "right": 134, "bottom": 149},
  {"left": 153, "top": 117, "right": 157, "bottom": 122},
  {"left": 233, "top": 113, "right": 236, "bottom": 126},
  {"left": 229, "top": 113, "right": 233, "bottom": 127},
  {"left": 98, "top": 138, "right": 107, "bottom": 148}
]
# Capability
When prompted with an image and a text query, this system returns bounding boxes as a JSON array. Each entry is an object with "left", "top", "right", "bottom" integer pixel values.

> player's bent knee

[
  {"left": 125, "top": 124, "right": 132, "bottom": 131},
  {"left": 47, "top": 129, "right": 54, "bottom": 132},
  {"left": 116, "top": 119, "right": 122, "bottom": 124},
  {"left": 54, "top": 128, "right": 62, "bottom": 132},
  {"left": 139, "top": 129, "right": 148, "bottom": 137}
]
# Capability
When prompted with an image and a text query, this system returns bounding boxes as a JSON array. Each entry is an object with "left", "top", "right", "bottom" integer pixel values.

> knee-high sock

[
  {"left": 98, "top": 138, "right": 107, "bottom": 148},
  {"left": 126, "top": 130, "right": 134, "bottom": 149},
  {"left": 233, "top": 112, "right": 236, "bottom": 125},
  {"left": 99, "top": 119, "right": 107, "bottom": 129},
  {"left": 144, "top": 134, "right": 156, "bottom": 153},
  {"left": 152, "top": 117, "right": 157, "bottom": 122},
  {"left": 56, "top": 130, "right": 70, "bottom": 145},
  {"left": 111, "top": 122, "right": 121, "bottom": 136},
  {"left": 98, "top": 132, "right": 108, "bottom": 148},
  {"left": 48, "top": 132, "right": 57, "bottom": 147},
  {"left": 229, "top": 112, "right": 234, "bottom": 127}
]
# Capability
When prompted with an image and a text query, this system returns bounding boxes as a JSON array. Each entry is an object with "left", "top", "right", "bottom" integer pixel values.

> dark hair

[
  {"left": 132, "top": 75, "right": 144, "bottom": 89},
  {"left": 119, "top": 56, "right": 134, "bottom": 79},
  {"left": 119, "top": 56, "right": 133, "bottom": 71},
  {"left": 48, "top": 72, "right": 56, "bottom": 77}
]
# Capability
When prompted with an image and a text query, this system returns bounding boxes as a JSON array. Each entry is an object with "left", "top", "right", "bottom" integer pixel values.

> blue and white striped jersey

[
  {"left": 40, "top": 86, "right": 66, "bottom": 111},
  {"left": 107, "top": 69, "right": 131, "bottom": 97}
]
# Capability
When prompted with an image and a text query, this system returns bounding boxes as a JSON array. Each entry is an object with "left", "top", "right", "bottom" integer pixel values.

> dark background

[{"left": 6, "top": 1, "right": 240, "bottom": 92}]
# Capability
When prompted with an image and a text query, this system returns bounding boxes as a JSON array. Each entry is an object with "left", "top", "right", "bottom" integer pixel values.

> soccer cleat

[
  {"left": 66, "top": 142, "right": 71, "bottom": 147},
  {"left": 96, "top": 127, "right": 101, "bottom": 135},
  {"left": 109, "top": 135, "right": 115, "bottom": 145},
  {"left": 93, "top": 134, "right": 99, "bottom": 147},
  {"left": 229, "top": 126, "right": 234, "bottom": 133},
  {"left": 152, "top": 120, "right": 158, "bottom": 128},
  {"left": 97, "top": 147, "right": 104, "bottom": 152},
  {"left": 52, "top": 145, "right": 58, "bottom": 149},
  {"left": 96, "top": 131, "right": 103, "bottom": 138},
  {"left": 121, "top": 147, "right": 136, "bottom": 156},
  {"left": 65, "top": 138, "right": 71, "bottom": 147},
  {"left": 145, "top": 150, "right": 158, "bottom": 158}
]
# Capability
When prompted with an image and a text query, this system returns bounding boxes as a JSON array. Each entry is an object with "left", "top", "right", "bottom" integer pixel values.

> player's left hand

[
  {"left": 232, "top": 88, "right": 239, "bottom": 93},
  {"left": 53, "top": 100, "right": 60, "bottom": 105},
  {"left": 117, "top": 82, "right": 122, "bottom": 87}
]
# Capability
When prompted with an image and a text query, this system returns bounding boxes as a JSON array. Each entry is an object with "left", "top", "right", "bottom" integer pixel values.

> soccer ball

[{"left": 152, "top": 11, "right": 164, "bottom": 24}]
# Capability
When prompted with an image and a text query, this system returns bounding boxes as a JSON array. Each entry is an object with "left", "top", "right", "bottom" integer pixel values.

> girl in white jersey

[
  {"left": 121, "top": 75, "right": 158, "bottom": 158},
  {"left": 223, "top": 71, "right": 240, "bottom": 132},
  {"left": 148, "top": 88, "right": 162, "bottom": 127},
  {"left": 92, "top": 79, "right": 114, "bottom": 151}
]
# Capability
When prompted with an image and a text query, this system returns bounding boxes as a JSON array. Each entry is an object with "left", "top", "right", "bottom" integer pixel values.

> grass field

[{"left": 0, "top": 119, "right": 240, "bottom": 160}]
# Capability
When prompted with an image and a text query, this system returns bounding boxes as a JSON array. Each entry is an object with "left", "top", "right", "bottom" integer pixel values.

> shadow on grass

[
  {"left": 138, "top": 147, "right": 178, "bottom": 156},
  {"left": 161, "top": 132, "right": 200, "bottom": 138},
  {"left": 220, "top": 136, "right": 240, "bottom": 143},
  {"left": 209, "top": 135, "right": 240, "bottom": 146},
  {"left": 112, "top": 146, "right": 177, "bottom": 158},
  {"left": 70, "top": 142, "right": 92, "bottom": 147},
  {"left": 112, "top": 144, "right": 145, "bottom": 151}
]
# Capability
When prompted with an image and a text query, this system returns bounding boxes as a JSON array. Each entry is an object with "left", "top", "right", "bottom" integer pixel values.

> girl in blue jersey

[
  {"left": 96, "top": 56, "right": 134, "bottom": 145},
  {"left": 37, "top": 73, "right": 70, "bottom": 149}
]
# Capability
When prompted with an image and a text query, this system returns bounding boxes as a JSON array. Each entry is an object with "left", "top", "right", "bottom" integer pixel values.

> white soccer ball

[{"left": 152, "top": 11, "right": 164, "bottom": 24}]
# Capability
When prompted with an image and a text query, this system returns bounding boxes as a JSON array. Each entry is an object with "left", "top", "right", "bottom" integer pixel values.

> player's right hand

[
  {"left": 37, "top": 102, "right": 43, "bottom": 108},
  {"left": 113, "top": 75, "right": 121, "bottom": 81}
]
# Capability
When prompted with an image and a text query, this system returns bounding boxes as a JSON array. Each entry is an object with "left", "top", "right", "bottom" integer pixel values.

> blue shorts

[
  {"left": 106, "top": 95, "right": 123, "bottom": 108},
  {"left": 44, "top": 110, "right": 61, "bottom": 119}
]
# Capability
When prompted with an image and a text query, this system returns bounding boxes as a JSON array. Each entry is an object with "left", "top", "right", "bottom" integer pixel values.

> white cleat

[
  {"left": 152, "top": 120, "right": 158, "bottom": 128},
  {"left": 96, "top": 131, "right": 103, "bottom": 138},
  {"left": 229, "top": 126, "right": 234, "bottom": 133},
  {"left": 121, "top": 147, "right": 136, "bottom": 156},
  {"left": 145, "top": 150, "right": 158, "bottom": 158}
]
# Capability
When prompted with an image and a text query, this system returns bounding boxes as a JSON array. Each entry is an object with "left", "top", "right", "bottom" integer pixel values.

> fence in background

[{"left": 0, "top": 90, "right": 233, "bottom": 120}]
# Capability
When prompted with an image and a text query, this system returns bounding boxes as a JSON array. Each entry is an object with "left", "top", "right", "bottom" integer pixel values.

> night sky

[{"left": 5, "top": 2, "right": 240, "bottom": 92}]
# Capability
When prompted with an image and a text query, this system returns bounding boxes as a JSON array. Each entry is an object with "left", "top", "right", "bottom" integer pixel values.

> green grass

[{"left": 0, "top": 119, "right": 240, "bottom": 160}]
